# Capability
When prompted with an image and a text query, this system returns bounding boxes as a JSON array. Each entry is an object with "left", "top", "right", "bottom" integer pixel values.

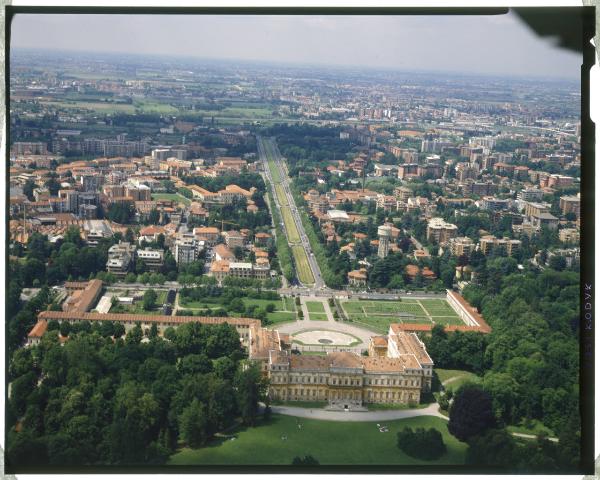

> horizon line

[{"left": 10, "top": 46, "right": 581, "bottom": 84}]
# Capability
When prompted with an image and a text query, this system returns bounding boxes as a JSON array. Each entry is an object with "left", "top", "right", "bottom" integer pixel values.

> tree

[
  {"left": 23, "top": 180, "right": 36, "bottom": 201},
  {"left": 548, "top": 255, "right": 567, "bottom": 272},
  {"left": 143, "top": 290, "right": 158, "bottom": 311},
  {"left": 107, "top": 203, "right": 134, "bottom": 224},
  {"left": 148, "top": 209, "right": 160, "bottom": 225},
  {"left": 465, "top": 428, "right": 517, "bottom": 467},
  {"left": 234, "top": 363, "right": 267, "bottom": 426},
  {"left": 149, "top": 323, "right": 159, "bottom": 340},
  {"left": 113, "top": 323, "right": 126, "bottom": 338},
  {"left": 397, "top": 427, "right": 446, "bottom": 460},
  {"left": 44, "top": 177, "right": 61, "bottom": 196},
  {"left": 448, "top": 384, "right": 496, "bottom": 442},
  {"left": 179, "top": 399, "right": 209, "bottom": 448}
]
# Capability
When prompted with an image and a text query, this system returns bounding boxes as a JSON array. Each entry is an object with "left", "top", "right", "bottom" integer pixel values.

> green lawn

[
  {"left": 168, "top": 414, "right": 467, "bottom": 465},
  {"left": 308, "top": 313, "right": 328, "bottom": 321},
  {"left": 281, "top": 207, "right": 301, "bottom": 243},
  {"left": 178, "top": 298, "right": 221, "bottom": 309},
  {"left": 305, "top": 301, "right": 326, "bottom": 313},
  {"left": 110, "top": 291, "right": 168, "bottom": 314},
  {"left": 178, "top": 294, "right": 297, "bottom": 325},
  {"left": 507, "top": 419, "right": 555, "bottom": 438},
  {"left": 292, "top": 245, "right": 315, "bottom": 285},
  {"left": 341, "top": 299, "right": 463, "bottom": 334},
  {"left": 283, "top": 297, "right": 297, "bottom": 311},
  {"left": 267, "top": 312, "right": 297, "bottom": 324},
  {"left": 435, "top": 369, "right": 481, "bottom": 390},
  {"left": 151, "top": 193, "right": 191, "bottom": 206},
  {"left": 275, "top": 184, "right": 288, "bottom": 206},
  {"left": 242, "top": 298, "right": 281, "bottom": 310}
]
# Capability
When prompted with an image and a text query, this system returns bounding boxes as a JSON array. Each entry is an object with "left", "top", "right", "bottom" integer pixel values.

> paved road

[
  {"left": 106, "top": 281, "right": 446, "bottom": 302},
  {"left": 258, "top": 136, "right": 325, "bottom": 289},
  {"left": 267, "top": 402, "right": 447, "bottom": 422},
  {"left": 265, "top": 404, "right": 560, "bottom": 442},
  {"left": 512, "top": 432, "right": 559, "bottom": 443}
]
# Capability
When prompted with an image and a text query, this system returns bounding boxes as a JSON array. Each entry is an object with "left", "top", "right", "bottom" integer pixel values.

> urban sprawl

[{"left": 6, "top": 50, "right": 582, "bottom": 468}]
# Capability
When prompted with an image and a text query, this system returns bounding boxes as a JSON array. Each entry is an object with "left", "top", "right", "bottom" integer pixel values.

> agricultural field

[
  {"left": 292, "top": 245, "right": 315, "bottom": 285},
  {"left": 340, "top": 298, "right": 464, "bottom": 334},
  {"left": 169, "top": 414, "right": 467, "bottom": 465}
]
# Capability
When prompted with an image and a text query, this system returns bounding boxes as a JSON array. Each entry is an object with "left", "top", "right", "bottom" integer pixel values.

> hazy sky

[{"left": 10, "top": 12, "right": 581, "bottom": 79}]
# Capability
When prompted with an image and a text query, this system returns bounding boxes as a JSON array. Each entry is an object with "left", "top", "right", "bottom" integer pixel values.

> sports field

[
  {"left": 151, "top": 193, "right": 191, "bottom": 206},
  {"left": 292, "top": 245, "right": 315, "bottom": 285},
  {"left": 168, "top": 414, "right": 467, "bottom": 465},
  {"left": 340, "top": 298, "right": 464, "bottom": 334}
]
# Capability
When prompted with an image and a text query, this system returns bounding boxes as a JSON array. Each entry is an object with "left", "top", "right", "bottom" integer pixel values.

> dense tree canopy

[{"left": 5, "top": 322, "right": 267, "bottom": 468}]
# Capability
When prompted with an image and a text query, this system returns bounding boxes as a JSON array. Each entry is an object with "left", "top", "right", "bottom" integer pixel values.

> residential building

[
  {"left": 175, "top": 235, "right": 197, "bottom": 264},
  {"left": 559, "top": 228, "right": 580, "bottom": 244},
  {"left": 479, "top": 235, "right": 521, "bottom": 256},
  {"left": 559, "top": 195, "right": 580, "bottom": 217},
  {"left": 347, "top": 268, "right": 368, "bottom": 286},
  {"left": 426, "top": 218, "right": 458, "bottom": 244},
  {"left": 106, "top": 242, "right": 136, "bottom": 278},
  {"left": 448, "top": 236, "right": 475, "bottom": 257},
  {"left": 136, "top": 249, "right": 165, "bottom": 271}
]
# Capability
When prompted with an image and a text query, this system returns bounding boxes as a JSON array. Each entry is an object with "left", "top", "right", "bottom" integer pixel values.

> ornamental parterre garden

[{"left": 340, "top": 298, "right": 465, "bottom": 334}]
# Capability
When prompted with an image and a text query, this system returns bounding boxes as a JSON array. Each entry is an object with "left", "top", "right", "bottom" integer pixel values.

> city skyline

[{"left": 10, "top": 12, "right": 582, "bottom": 80}]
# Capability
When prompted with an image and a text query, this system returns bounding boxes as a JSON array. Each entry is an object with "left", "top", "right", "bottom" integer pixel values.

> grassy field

[
  {"left": 292, "top": 245, "right": 315, "bottom": 285},
  {"left": 274, "top": 184, "right": 288, "bottom": 206},
  {"left": 340, "top": 299, "right": 464, "bottom": 334},
  {"left": 305, "top": 301, "right": 326, "bottom": 313},
  {"left": 435, "top": 369, "right": 481, "bottom": 390},
  {"left": 283, "top": 296, "right": 296, "bottom": 311},
  {"left": 151, "top": 193, "right": 192, "bottom": 206},
  {"left": 308, "top": 313, "right": 328, "bottom": 321},
  {"left": 178, "top": 295, "right": 296, "bottom": 325},
  {"left": 281, "top": 207, "right": 301, "bottom": 243},
  {"left": 168, "top": 414, "right": 467, "bottom": 465}
]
